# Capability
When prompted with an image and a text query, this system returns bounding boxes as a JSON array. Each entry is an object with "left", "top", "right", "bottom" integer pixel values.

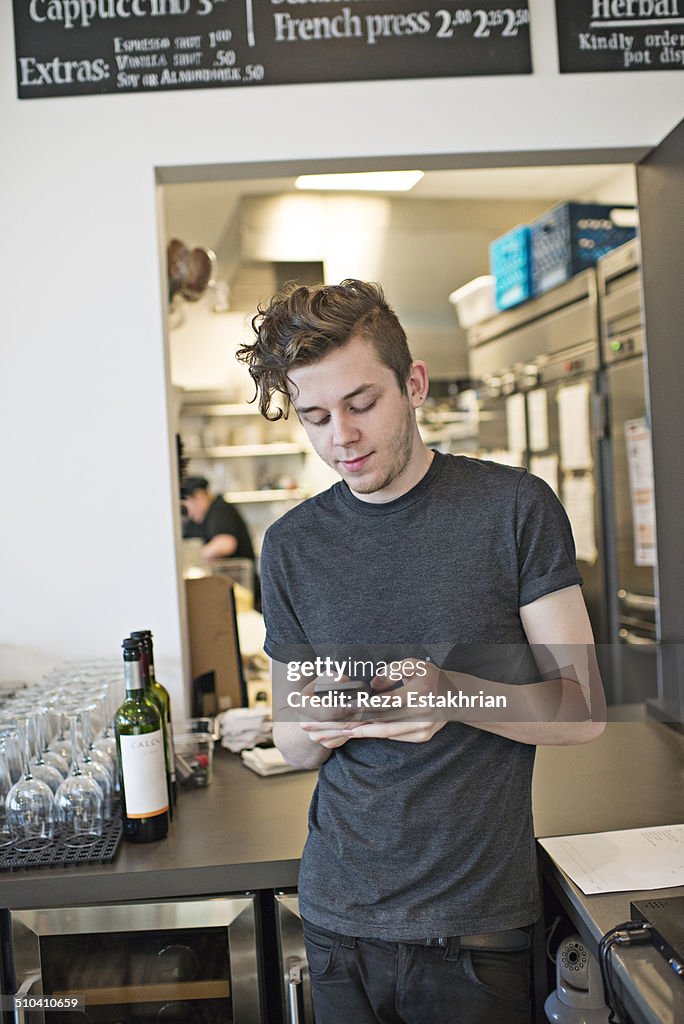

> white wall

[{"left": 1, "top": 0, "right": 682, "bottom": 715}]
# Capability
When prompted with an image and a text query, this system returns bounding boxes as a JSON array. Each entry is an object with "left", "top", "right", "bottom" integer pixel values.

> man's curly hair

[{"left": 236, "top": 279, "right": 413, "bottom": 420}]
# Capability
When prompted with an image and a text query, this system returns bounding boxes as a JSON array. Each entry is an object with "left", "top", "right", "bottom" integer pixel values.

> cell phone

[{"left": 313, "top": 678, "right": 369, "bottom": 699}]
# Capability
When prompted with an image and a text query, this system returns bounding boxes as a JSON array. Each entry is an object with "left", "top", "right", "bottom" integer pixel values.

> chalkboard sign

[
  {"left": 556, "top": 0, "right": 684, "bottom": 73},
  {"left": 13, "top": 0, "right": 531, "bottom": 100}
]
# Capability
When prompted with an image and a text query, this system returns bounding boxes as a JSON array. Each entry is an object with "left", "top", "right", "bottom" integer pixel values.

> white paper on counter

[
  {"left": 505, "top": 393, "right": 527, "bottom": 455},
  {"left": 539, "top": 824, "right": 684, "bottom": 895},
  {"left": 527, "top": 389, "right": 549, "bottom": 452},
  {"left": 558, "top": 382, "right": 593, "bottom": 470},
  {"left": 237, "top": 609, "right": 266, "bottom": 656},
  {"left": 530, "top": 454, "right": 559, "bottom": 497},
  {"left": 625, "top": 417, "right": 657, "bottom": 567},
  {"left": 562, "top": 474, "right": 598, "bottom": 564}
]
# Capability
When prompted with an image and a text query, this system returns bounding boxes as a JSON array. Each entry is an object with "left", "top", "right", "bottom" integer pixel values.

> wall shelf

[
  {"left": 227, "top": 489, "right": 309, "bottom": 504},
  {"left": 185, "top": 443, "right": 310, "bottom": 459},
  {"left": 182, "top": 403, "right": 261, "bottom": 417}
]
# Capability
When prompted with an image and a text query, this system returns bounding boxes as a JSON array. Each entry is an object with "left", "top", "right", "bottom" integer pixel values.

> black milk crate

[
  {"left": 0, "top": 809, "right": 122, "bottom": 872},
  {"left": 531, "top": 202, "right": 637, "bottom": 297}
]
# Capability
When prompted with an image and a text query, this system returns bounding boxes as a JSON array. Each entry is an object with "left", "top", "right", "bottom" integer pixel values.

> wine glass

[
  {"left": 80, "top": 706, "right": 116, "bottom": 788},
  {"left": 32, "top": 704, "right": 69, "bottom": 774},
  {"left": 68, "top": 709, "right": 113, "bottom": 820},
  {"left": 0, "top": 744, "right": 15, "bottom": 847},
  {"left": 0, "top": 716, "right": 23, "bottom": 783},
  {"left": 5, "top": 718, "right": 56, "bottom": 851},
  {"left": 23, "top": 713, "right": 64, "bottom": 795},
  {"left": 55, "top": 714, "right": 104, "bottom": 847},
  {"left": 33, "top": 704, "right": 69, "bottom": 778},
  {"left": 48, "top": 709, "right": 73, "bottom": 766}
]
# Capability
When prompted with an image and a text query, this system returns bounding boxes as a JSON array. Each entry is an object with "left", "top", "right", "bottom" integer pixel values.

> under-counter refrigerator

[
  {"left": 597, "top": 239, "right": 658, "bottom": 704},
  {"left": 8, "top": 896, "right": 262, "bottom": 1024}
]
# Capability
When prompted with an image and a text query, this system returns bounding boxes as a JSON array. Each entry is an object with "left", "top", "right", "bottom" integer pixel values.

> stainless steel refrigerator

[
  {"left": 597, "top": 239, "right": 659, "bottom": 704},
  {"left": 469, "top": 271, "right": 613, "bottom": 693}
]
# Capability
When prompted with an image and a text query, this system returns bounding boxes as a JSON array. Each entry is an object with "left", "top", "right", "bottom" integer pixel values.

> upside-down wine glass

[
  {"left": 54, "top": 714, "right": 104, "bottom": 847},
  {"left": 5, "top": 717, "right": 56, "bottom": 851},
  {"left": 0, "top": 744, "right": 15, "bottom": 847},
  {"left": 73, "top": 708, "right": 113, "bottom": 820},
  {"left": 24, "top": 712, "right": 63, "bottom": 795},
  {"left": 33, "top": 704, "right": 69, "bottom": 778}
]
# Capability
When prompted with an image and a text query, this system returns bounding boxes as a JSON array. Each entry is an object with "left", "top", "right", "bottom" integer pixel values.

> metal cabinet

[{"left": 597, "top": 239, "right": 658, "bottom": 704}]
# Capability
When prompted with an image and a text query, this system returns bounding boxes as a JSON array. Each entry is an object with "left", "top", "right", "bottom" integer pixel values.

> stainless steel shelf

[
  {"left": 182, "top": 403, "right": 261, "bottom": 417},
  {"left": 186, "top": 443, "right": 309, "bottom": 459},
  {"left": 227, "top": 489, "right": 309, "bottom": 504}
]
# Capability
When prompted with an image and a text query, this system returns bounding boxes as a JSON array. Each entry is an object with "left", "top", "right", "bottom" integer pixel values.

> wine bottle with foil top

[
  {"left": 131, "top": 630, "right": 176, "bottom": 812},
  {"left": 115, "top": 638, "right": 169, "bottom": 843}
]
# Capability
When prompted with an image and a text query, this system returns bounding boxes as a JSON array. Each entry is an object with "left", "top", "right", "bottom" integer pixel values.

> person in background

[{"left": 182, "top": 477, "right": 255, "bottom": 562}]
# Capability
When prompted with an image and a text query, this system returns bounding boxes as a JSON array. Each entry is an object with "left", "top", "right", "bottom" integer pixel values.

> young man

[{"left": 238, "top": 280, "right": 606, "bottom": 1024}]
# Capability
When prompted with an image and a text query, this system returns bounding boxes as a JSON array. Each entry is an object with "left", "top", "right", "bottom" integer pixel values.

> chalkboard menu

[
  {"left": 556, "top": 0, "right": 684, "bottom": 72},
  {"left": 13, "top": 0, "right": 531, "bottom": 100}
]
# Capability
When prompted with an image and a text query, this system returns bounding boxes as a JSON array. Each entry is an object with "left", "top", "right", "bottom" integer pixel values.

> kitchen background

[
  {"left": 161, "top": 162, "right": 653, "bottom": 706},
  {"left": 163, "top": 164, "right": 634, "bottom": 539}
]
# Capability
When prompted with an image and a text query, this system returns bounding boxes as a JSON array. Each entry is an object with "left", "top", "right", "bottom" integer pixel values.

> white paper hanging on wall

[
  {"left": 527, "top": 389, "right": 549, "bottom": 452},
  {"left": 558, "top": 382, "right": 593, "bottom": 470},
  {"left": 530, "top": 454, "right": 559, "bottom": 497},
  {"left": 483, "top": 449, "right": 525, "bottom": 468},
  {"left": 505, "top": 392, "right": 527, "bottom": 454},
  {"left": 562, "top": 474, "right": 598, "bottom": 564},
  {"left": 625, "top": 417, "right": 657, "bottom": 567}
]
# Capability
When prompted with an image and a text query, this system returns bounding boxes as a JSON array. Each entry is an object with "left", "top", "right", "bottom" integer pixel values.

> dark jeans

[{"left": 302, "top": 918, "right": 532, "bottom": 1024}]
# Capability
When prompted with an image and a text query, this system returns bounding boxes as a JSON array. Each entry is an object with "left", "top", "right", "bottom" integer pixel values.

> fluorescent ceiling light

[{"left": 295, "top": 171, "right": 424, "bottom": 192}]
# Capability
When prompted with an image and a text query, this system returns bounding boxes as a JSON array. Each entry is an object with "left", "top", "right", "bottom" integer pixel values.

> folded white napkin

[
  {"left": 240, "top": 746, "right": 303, "bottom": 776},
  {"left": 217, "top": 707, "right": 272, "bottom": 753}
]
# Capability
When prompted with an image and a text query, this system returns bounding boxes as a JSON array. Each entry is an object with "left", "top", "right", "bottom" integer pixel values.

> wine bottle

[
  {"left": 131, "top": 630, "right": 177, "bottom": 802},
  {"left": 131, "top": 630, "right": 176, "bottom": 813},
  {"left": 115, "top": 637, "right": 169, "bottom": 843}
]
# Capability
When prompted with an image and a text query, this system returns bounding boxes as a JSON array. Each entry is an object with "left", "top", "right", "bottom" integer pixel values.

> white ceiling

[{"left": 162, "top": 164, "right": 637, "bottom": 254}]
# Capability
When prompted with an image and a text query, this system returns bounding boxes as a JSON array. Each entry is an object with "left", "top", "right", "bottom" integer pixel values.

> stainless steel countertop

[{"left": 534, "top": 719, "right": 684, "bottom": 1024}]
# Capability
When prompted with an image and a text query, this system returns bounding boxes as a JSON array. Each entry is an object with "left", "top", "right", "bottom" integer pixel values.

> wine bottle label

[
  {"left": 119, "top": 730, "right": 169, "bottom": 817},
  {"left": 124, "top": 659, "right": 144, "bottom": 692}
]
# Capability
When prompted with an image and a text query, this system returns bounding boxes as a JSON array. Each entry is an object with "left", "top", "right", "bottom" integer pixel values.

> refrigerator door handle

[
  {"left": 618, "top": 589, "right": 658, "bottom": 613},
  {"left": 13, "top": 972, "right": 41, "bottom": 1024},
  {"left": 591, "top": 391, "right": 609, "bottom": 441},
  {"left": 619, "top": 628, "right": 658, "bottom": 650},
  {"left": 287, "top": 956, "right": 306, "bottom": 1024}
]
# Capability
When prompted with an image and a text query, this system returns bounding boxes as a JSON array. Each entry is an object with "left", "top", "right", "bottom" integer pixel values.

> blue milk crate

[
  {"left": 489, "top": 225, "right": 532, "bottom": 311},
  {"left": 531, "top": 202, "right": 637, "bottom": 297}
]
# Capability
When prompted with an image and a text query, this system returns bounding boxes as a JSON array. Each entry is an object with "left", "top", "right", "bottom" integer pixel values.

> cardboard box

[{"left": 185, "top": 575, "right": 245, "bottom": 713}]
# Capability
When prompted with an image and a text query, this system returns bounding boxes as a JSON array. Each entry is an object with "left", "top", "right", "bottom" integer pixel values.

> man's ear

[{"left": 407, "top": 361, "right": 430, "bottom": 408}]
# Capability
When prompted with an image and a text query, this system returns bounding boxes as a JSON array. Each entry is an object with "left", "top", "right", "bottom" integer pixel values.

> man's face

[
  {"left": 184, "top": 490, "right": 210, "bottom": 523},
  {"left": 288, "top": 335, "right": 427, "bottom": 503}
]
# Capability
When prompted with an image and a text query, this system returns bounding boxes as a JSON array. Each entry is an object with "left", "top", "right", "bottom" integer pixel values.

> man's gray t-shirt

[{"left": 261, "top": 453, "right": 582, "bottom": 940}]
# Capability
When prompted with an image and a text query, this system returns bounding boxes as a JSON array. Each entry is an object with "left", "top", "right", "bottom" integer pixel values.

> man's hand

[
  {"left": 301, "top": 659, "right": 448, "bottom": 746},
  {"left": 278, "top": 675, "right": 362, "bottom": 756},
  {"left": 334, "top": 718, "right": 447, "bottom": 744}
]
